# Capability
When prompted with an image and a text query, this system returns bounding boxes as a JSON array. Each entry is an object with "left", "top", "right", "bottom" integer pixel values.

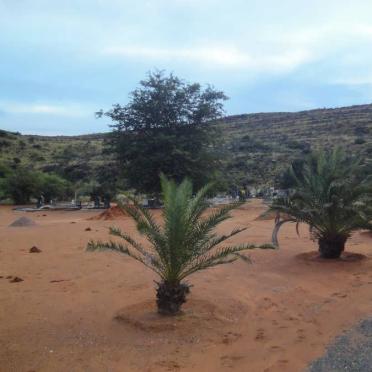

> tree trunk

[
  {"left": 318, "top": 236, "right": 347, "bottom": 259},
  {"left": 156, "top": 281, "right": 190, "bottom": 315}
]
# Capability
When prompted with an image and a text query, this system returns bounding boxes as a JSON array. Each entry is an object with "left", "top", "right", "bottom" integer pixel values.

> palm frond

[
  {"left": 179, "top": 243, "right": 274, "bottom": 280},
  {"left": 87, "top": 240, "right": 163, "bottom": 277},
  {"left": 271, "top": 148, "right": 372, "bottom": 246},
  {"left": 87, "top": 174, "right": 272, "bottom": 285}
]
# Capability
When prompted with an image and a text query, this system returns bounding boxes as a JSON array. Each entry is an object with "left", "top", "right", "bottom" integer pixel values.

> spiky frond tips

[{"left": 88, "top": 175, "right": 274, "bottom": 285}]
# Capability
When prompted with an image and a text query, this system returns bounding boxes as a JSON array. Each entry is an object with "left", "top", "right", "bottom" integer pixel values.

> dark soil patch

[{"left": 29, "top": 246, "right": 42, "bottom": 253}]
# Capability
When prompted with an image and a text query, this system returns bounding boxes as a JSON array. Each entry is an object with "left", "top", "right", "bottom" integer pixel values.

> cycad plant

[
  {"left": 271, "top": 148, "right": 372, "bottom": 259},
  {"left": 88, "top": 175, "right": 273, "bottom": 315}
]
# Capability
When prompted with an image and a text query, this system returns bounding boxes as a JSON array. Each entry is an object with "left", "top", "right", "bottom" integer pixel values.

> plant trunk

[
  {"left": 318, "top": 236, "right": 346, "bottom": 259},
  {"left": 156, "top": 281, "right": 190, "bottom": 315}
]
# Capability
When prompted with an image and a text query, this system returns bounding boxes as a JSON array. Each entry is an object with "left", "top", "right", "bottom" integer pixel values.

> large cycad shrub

[
  {"left": 88, "top": 175, "right": 273, "bottom": 315},
  {"left": 271, "top": 148, "right": 372, "bottom": 259}
]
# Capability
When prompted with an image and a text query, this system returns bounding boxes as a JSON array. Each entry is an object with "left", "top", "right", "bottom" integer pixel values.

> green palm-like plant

[
  {"left": 88, "top": 175, "right": 273, "bottom": 315},
  {"left": 271, "top": 148, "right": 372, "bottom": 259}
]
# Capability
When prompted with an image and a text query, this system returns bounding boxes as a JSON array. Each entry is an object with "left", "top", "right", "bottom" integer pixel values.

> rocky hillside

[
  {"left": 1, "top": 103, "right": 371, "bottom": 187},
  {"left": 217, "top": 104, "right": 372, "bottom": 185}
]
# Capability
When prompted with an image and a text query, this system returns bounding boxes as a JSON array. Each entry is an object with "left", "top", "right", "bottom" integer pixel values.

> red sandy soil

[
  {"left": 1, "top": 199, "right": 372, "bottom": 372},
  {"left": 88, "top": 205, "right": 128, "bottom": 221}
]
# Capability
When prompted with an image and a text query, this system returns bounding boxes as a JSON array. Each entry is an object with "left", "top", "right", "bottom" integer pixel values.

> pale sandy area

[{"left": 1, "top": 199, "right": 371, "bottom": 372}]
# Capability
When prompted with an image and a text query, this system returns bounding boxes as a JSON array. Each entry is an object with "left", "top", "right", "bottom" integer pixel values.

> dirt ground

[{"left": 1, "top": 199, "right": 372, "bottom": 372}]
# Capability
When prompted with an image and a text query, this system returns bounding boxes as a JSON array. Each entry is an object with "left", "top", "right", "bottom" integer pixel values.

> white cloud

[
  {"left": 0, "top": 101, "right": 91, "bottom": 117},
  {"left": 263, "top": 22, "right": 372, "bottom": 86},
  {"left": 332, "top": 76, "right": 372, "bottom": 86},
  {"left": 103, "top": 45, "right": 314, "bottom": 72}
]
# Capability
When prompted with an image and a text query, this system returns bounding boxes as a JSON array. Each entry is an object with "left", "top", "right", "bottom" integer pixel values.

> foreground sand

[{"left": 1, "top": 200, "right": 371, "bottom": 372}]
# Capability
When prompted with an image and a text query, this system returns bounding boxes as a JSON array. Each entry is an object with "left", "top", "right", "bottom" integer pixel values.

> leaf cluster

[
  {"left": 88, "top": 175, "right": 274, "bottom": 283},
  {"left": 271, "top": 148, "right": 372, "bottom": 246}
]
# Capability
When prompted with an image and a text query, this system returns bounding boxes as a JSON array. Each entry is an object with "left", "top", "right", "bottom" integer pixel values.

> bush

[
  {"left": 0, "top": 140, "right": 11, "bottom": 149},
  {"left": 39, "top": 173, "right": 71, "bottom": 203},
  {"left": 354, "top": 137, "right": 366, "bottom": 145},
  {"left": 2, "top": 168, "right": 71, "bottom": 204},
  {"left": 286, "top": 140, "right": 311, "bottom": 153},
  {"left": 18, "top": 140, "right": 26, "bottom": 149},
  {"left": 354, "top": 125, "right": 369, "bottom": 136},
  {"left": 3, "top": 168, "right": 42, "bottom": 204}
]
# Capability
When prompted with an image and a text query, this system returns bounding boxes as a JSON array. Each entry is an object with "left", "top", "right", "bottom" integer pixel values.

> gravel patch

[{"left": 309, "top": 318, "right": 372, "bottom": 372}]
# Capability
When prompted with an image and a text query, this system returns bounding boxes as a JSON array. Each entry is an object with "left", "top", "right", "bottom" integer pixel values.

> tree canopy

[
  {"left": 98, "top": 71, "right": 227, "bottom": 194},
  {"left": 1, "top": 167, "right": 71, "bottom": 204}
]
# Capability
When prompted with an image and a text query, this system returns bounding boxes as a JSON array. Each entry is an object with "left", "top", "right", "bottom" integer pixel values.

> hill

[
  {"left": 0, "top": 130, "right": 110, "bottom": 183},
  {"left": 216, "top": 103, "right": 372, "bottom": 185},
  {"left": 1, "top": 103, "right": 371, "bottom": 187}
]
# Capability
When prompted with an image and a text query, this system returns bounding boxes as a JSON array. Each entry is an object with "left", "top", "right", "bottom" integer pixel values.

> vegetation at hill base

[{"left": 0, "top": 164, "right": 71, "bottom": 204}]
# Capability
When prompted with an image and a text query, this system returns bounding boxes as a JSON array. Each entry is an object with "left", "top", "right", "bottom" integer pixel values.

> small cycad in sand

[
  {"left": 88, "top": 175, "right": 273, "bottom": 315},
  {"left": 271, "top": 148, "right": 372, "bottom": 259}
]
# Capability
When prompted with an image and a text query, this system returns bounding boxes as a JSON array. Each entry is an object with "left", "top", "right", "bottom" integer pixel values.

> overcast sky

[{"left": 1, "top": 0, "right": 372, "bottom": 135}]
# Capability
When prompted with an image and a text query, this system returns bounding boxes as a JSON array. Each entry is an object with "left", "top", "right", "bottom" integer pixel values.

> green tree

[
  {"left": 88, "top": 175, "right": 273, "bottom": 315},
  {"left": 3, "top": 168, "right": 70, "bottom": 204},
  {"left": 39, "top": 173, "right": 71, "bottom": 203},
  {"left": 77, "top": 180, "right": 102, "bottom": 199},
  {"left": 98, "top": 70, "right": 227, "bottom": 194},
  {"left": 0, "top": 162, "right": 12, "bottom": 200},
  {"left": 271, "top": 148, "right": 372, "bottom": 259},
  {"left": 3, "top": 168, "right": 42, "bottom": 204}
]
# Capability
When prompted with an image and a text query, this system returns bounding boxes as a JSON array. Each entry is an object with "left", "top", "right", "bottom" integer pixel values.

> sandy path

[{"left": 0, "top": 200, "right": 371, "bottom": 371}]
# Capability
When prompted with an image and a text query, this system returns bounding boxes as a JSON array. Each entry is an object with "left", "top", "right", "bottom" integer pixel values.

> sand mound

[
  {"left": 9, "top": 217, "right": 36, "bottom": 227},
  {"left": 114, "top": 298, "right": 248, "bottom": 335},
  {"left": 88, "top": 205, "right": 128, "bottom": 221},
  {"left": 29, "top": 246, "right": 42, "bottom": 253}
]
